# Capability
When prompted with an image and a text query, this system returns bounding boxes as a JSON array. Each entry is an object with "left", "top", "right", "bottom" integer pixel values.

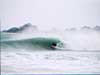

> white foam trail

[{"left": 1, "top": 51, "right": 100, "bottom": 73}]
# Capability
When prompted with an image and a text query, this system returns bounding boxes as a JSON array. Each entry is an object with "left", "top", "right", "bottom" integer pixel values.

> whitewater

[{"left": 1, "top": 30, "right": 100, "bottom": 74}]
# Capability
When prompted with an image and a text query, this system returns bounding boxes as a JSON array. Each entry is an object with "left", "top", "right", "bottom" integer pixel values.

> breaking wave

[
  {"left": 1, "top": 30, "right": 100, "bottom": 51},
  {"left": 1, "top": 33, "right": 64, "bottom": 50}
]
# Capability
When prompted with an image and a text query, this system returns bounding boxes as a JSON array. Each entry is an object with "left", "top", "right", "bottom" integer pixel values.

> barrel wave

[{"left": 1, "top": 33, "right": 64, "bottom": 50}]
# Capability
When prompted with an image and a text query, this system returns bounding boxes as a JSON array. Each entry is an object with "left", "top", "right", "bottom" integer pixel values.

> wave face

[{"left": 1, "top": 33, "right": 64, "bottom": 50}]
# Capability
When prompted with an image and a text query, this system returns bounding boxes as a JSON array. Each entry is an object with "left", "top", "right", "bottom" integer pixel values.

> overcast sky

[{"left": 0, "top": 0, "right": 100, "bottom": 30}]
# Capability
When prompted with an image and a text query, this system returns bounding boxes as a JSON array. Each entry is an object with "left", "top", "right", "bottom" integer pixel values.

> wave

[
  {"left": 1, "top": 37, "right": 64, "bottom": 50},
  {"left": 1, "top": 31, "right": 100, "bottom": 51}
]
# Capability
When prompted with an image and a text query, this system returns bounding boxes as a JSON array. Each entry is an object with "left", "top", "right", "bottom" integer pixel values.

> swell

[{"left": 1, "top": 37, "right": 63, "bottom": 50}]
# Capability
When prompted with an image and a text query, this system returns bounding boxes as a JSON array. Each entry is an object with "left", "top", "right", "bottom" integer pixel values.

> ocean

[{"left": 1, "top": 30, "right": 100, "bottom": 74}]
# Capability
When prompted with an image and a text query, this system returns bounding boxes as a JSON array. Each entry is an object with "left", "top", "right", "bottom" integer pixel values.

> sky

[{"left": 0, "top": 0, "right": 100, "bottom": 30}]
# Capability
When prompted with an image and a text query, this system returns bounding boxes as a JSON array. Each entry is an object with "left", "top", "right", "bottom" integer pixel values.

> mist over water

[{"left": 63, "top": 30, "right": 100, "bottom": 51}]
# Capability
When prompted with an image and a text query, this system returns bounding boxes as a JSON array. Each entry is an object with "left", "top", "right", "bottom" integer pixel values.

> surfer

[{"left": 51, "top": 42, "right": 57, "bottom": 49}]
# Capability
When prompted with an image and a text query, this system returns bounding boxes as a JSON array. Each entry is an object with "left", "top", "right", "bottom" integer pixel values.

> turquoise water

[{"left": 1, "top": 32, "right": 64, "bottom": 50}]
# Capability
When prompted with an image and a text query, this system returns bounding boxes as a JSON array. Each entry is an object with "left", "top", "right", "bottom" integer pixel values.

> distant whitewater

[{"left": 1, "top": 29, "right": 100, "bottom": 74}]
